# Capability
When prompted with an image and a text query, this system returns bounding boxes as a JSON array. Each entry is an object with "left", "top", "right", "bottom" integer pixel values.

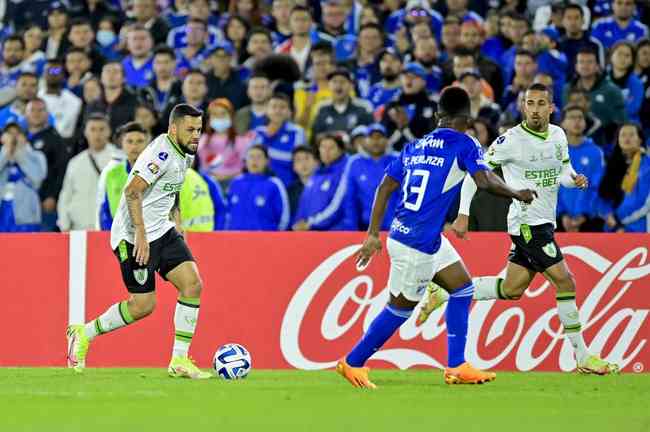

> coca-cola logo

[{"left": 280, "top": 243, "right": 650, "bottom": 371}]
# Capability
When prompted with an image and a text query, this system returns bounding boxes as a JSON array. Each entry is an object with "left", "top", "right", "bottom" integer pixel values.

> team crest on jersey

[
  {"left": 133, "top": 269, "right": 148, "bottom": 285},
  {"left": 495, "top": 135, "right": 506, "bottom": 145},
  {"left": 147, "top": 162, "right": 160, "bottom": 174},
  {"left": 158, "top": 152, "right": 169, "bottom": 161},
  {"left": 542, "top": 242, "right": 557, "bottom": 258}
]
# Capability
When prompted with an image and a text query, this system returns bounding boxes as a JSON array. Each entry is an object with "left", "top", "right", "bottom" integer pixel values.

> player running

[
  {"left": 66, "top": 104, "right": 212, "bottom": 379},
  {"left": 336, "top": 87, "right": 536, "bottom": 389},
  {"left": 417, "top": 83, "right": 619, "bottom": 375}
]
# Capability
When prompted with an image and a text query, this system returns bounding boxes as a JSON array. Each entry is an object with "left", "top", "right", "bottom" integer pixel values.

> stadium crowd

[{"left": 0, "top": 0, "right": 648, "bottom": 233}]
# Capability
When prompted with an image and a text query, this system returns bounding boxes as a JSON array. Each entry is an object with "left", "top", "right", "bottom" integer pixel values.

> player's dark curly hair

[{"left": 437, "top": 86, "right": 471, "bottom": 120}]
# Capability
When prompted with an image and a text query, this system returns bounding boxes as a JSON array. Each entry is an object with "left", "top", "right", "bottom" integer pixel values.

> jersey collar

[
  {"left": 166, "top": 134, "right": 186, "bottom": 157},
  {"left": 521, "top": 122, "right": 549, "bottom": 141}
]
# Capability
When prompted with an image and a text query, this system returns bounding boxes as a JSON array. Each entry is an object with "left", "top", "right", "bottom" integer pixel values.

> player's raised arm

[
  {"left": 356, "top": 174, "right": 400, "bottom": 267},
  {"left": 124, "top": 175, "right": 150, "bottom": 266}
]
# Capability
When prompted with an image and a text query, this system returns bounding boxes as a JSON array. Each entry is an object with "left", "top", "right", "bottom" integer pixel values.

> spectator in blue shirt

[
  {"left": 0, "top": 72, "right": 38, "bottom": 129},
  {"left": 345, "top": 123, "right": 398, "bottom": 231},
  {"left": 558, "top": 105, "right": 606, "bottom": 232},
  {"left": 293, "top": 133, "right": 352, "bottom": 231},
  {"left": 174, "top": 18, "right": 214, "bottom": 77},
  {"left": 412, "top": 37, "right": 443, "bottom": 94},
  {"left": 253, "top": 92, "right": 306, "bottom": 187},
  {"left": 234, "top": 72, "right": 271, "bottom": 134},
  {"left": 226, "top": 145, "right": 290, "bottom": 231},
  {"left": 287, "top": 145, "right": 319, "bottom": 220},
  {"left": 0, "top": 35, "right": 27, "bottom": 107},
  {"left": 500, "top": 12, "right": 529, "bottom": 86},
  {"left": 558, "top": 4, "right": 606, "bottom": 78},
  {"left": 367, "top": 48, "right": 403, "bottom": 110},
  {"left": 240, "top": 28, "right": 273, "bottom": 82},
  {"left": 64, "top": 48, "right": 93, "bottom": 98},
  {"left": 95, "top": 17, "right": 121, "bottom": 61},
  {"left": 591, "top": 0, "right": 649, "bottom": 50},
  {"left": 122, "top": 25, "right": 155, "bottom": 89},
  {"left": 139, "top": 45, "right": 181, "bottom": 114},
  {"left": 607, "top": 40, "right": 645, "bottom": 123},
  {"left": 167, "top": 3, "right": 222, "bottom": 51},
  {"left": 600, "top": 123, "right": 650, "bottom": 232}
]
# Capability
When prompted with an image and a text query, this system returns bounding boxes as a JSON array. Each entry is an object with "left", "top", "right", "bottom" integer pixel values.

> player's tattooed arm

[{"left": 125, "top": 175, "right": 150, "bottom": 265}]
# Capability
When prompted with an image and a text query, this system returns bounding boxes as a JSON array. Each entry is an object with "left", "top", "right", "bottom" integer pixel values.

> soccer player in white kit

[
  {"left": 66, "top": 104, "right": 212, "bottom": 379},
  {"left": 417, "top": 84, "right": 619, "bottom": 375}
]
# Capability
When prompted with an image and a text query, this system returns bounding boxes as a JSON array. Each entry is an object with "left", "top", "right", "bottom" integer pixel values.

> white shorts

[{"left": 386, "top": 235, "right": 461, "bottom": 302}]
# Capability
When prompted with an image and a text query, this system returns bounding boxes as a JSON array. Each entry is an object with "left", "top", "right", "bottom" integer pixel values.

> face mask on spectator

[
  {"left": 96, "top": 30, "right": 116, "bottom": 47},
  {"left": 210, "top": 117, "right": 231, "bottom": 132}
]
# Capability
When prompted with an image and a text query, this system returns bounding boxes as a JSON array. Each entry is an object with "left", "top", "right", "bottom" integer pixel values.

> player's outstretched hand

[
  {"left": 572, "top": 174, "right": 589, "bottom": 189},
  {"left": 452, "top": 215, "right": 469, "bottom": 239},
  {"left": 515, "top": 189, "right": 537, "bottom": 204},
  {"left": 356, "top": 235, "right": 382, "bottom": 269},
  {"left": 134, "top": 229, "right": 150, "bottom": 266}
]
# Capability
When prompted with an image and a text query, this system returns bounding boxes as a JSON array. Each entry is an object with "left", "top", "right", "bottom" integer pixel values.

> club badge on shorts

[
  {"left": 133, "top": 269, "right": 148, "bottom": 285},
  {"left": 542, "top": 242, "right": 557, "bottom": 258}
]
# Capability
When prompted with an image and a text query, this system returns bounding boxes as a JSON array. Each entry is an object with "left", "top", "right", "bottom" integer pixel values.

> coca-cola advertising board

[{"left": 81, "top": 232, "right": 650, "bottom": 372}]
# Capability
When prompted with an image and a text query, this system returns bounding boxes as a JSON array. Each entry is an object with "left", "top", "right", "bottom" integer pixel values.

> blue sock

[
  {"left": 346, "top": 305, "right": 412, "bottom": 367},
  {"left": 446, "top": 283, "right": 474, "bottom": 368}
]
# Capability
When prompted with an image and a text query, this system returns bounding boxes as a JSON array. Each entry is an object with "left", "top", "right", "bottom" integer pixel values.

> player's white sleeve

[
  {"left": 485, "top": 133, "right": 519, "bottom": 167},
  {"left": 559, "top": 161, "right": 578, "bottom": 188},
  {"left": 558, "top": 131, "right": 576, "bottom": 188},
  {"left": 458, "top": 174, "right": 478, "bottom": 216}
]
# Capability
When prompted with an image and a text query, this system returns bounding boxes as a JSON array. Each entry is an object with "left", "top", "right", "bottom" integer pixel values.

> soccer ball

[{"left": 212, "top": 343, "right": 252, "bottom": 380}]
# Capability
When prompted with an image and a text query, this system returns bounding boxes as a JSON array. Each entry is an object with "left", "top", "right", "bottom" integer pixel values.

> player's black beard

[{"left": 179, "top": 141, "right": 198, "bottom": 155}]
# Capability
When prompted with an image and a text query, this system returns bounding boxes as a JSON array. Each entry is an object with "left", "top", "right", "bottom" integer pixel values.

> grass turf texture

[{"left": 1, "top": 369, "right": 648, "bottom": 431}]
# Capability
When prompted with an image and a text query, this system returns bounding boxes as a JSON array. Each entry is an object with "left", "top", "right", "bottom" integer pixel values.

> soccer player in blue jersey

[{"left": 336, "top": 87, "right": 536, "bottom": 388}]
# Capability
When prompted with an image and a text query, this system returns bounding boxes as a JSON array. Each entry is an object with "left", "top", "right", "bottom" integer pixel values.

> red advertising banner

[
  {"left": 84, "top": 232, "right": 650, "bottom": 372},
  {"left": 1, "top": 232, "right": 648, "bottom": 372}
]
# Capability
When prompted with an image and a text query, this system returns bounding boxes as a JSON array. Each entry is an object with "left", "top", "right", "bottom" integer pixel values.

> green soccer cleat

[
  {"left": 577, "top": 355, "right": 620, "bottom": 375},
  {"left": 416, "top": 282, "right": 449, "bottom": 325},
  {"left": 168, "top": 356, "right": 213, "bottom": 379},
  {"left": 66, "top": 324, "right": 90, "bottom": 373}
]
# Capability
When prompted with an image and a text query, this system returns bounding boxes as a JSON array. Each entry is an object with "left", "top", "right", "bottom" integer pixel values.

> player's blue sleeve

[
  {"left": 99, "top": 192, "right": 113, "bottom": 231},
  {"left": 385, "top": 153, "right": 404, "bottom": 182},
  {"left": 458, "top": 136, "right": 489, "bottom": 175},
  {"left": 201, "top": 172, "right": 227, "bottom": 230},
  {"left": 270, "top": 177, "right": 290, "bottom": 231}
]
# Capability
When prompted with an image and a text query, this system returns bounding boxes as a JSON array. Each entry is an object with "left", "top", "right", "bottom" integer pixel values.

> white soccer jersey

[
  {"left": 485, "top": 123, "right": 570, "bottom": 236},
  {"left": 110, "top": 134, "right": 193, "bottom": 250}
]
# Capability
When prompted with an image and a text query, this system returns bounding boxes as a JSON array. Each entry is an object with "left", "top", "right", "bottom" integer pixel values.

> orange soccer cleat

[
  {"left": 336, "top": 358, "right": 378, "bottom": 389},
  {"left": 444, "top": 362, "right": 496, "bottom": 385}
]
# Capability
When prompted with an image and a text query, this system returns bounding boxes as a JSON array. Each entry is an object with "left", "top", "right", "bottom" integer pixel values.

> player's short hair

[
  {"left": 561, "top": 104, "right": 586, "bottom": 120},
  {"left": 563, "top": 3, "right": 584, "bottom": 17},
  {"left": 116, "top": 121, "right": 147, "bottom": 143},
  {"left": 525, "top": 82, "right": 553, "bottom": 102},
  {"left": 153, "top": 44, "right": 176, "bottom": 60},
  {"left": 169, "top": 103, "right": 203, "bottom": 125},
  {"left": 438, "top": 86, "right": 471, "bottom": 119}
]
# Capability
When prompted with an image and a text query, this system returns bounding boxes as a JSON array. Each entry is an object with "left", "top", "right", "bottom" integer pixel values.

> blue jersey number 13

[{"left": 402, "top": 169, "right": 430, "bottom": 211}]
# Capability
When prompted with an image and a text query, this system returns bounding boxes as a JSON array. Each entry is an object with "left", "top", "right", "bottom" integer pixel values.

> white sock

[
  {"left": 84, "top": 301, "right": 134, "bottom": 341},
  {"left": 473, "top": 277, "right": 503, "bottom": 300},
  {"left": 172, "top": 297, "right": 200, "bottom": 358},
  {"left": 556, "top": 293, "right": 589, "bottom": 363}
]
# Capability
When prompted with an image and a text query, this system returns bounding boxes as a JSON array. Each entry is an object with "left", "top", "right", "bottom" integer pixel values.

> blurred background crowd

[{"left": 0, "top": 0, "right": 648, "bottom": 233}]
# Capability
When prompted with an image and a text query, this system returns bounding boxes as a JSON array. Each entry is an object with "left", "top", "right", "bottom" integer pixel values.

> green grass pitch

[{"left": 1, "top": 368, "right": 648, "bottom": 432}]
